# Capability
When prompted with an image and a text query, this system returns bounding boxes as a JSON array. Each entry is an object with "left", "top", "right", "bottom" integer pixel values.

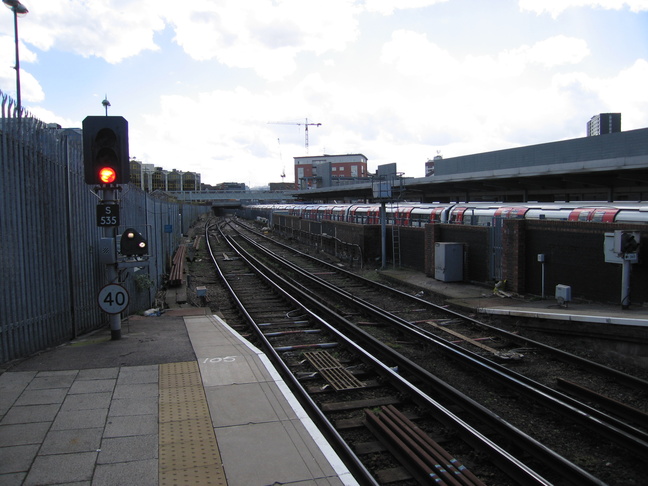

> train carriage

[{"left": 242, "top": 202, "right": 648, "bottom": 227}]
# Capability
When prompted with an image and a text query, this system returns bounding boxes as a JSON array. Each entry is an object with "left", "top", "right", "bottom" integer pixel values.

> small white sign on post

[{"left": 98, "top": 284, "right": 129, "bottom": 314}]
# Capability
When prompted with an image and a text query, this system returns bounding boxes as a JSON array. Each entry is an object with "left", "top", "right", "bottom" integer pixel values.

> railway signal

[
  {"left": 120, "top": 228, "right": 148, "bottom": 256},
  {"left": 620, "top": 231, "right": 640, "bottom": 254},
  {"left": 82, "top": 116, "right": 130, "bottom": 185}
]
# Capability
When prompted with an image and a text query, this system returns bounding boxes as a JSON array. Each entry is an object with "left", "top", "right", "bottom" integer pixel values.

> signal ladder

[{"left": 391, "top": 201, "right": 401, "bottom": 269}]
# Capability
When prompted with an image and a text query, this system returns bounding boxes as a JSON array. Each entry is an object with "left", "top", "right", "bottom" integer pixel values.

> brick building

[{"left": 294, "top": 154, "right": 368, "bottom": 190}]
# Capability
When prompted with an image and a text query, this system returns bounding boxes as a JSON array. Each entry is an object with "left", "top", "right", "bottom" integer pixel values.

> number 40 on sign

[{"left": 98, "top": 284, "right": 129, "bottom": 314}]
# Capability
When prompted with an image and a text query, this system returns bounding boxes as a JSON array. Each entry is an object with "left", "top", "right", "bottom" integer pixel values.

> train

[{"left": 243, "top": 201, "right": 648, "bottom": 227}]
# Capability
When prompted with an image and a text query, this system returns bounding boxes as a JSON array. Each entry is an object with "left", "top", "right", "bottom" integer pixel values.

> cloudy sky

[{"left": 1, "top": 0, "right": 647, "bottom": 188}]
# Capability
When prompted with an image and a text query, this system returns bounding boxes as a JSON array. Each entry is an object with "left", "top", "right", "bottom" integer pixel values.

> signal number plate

[{"left": 97, "top": 204, "right": 120, "bottom": 227}]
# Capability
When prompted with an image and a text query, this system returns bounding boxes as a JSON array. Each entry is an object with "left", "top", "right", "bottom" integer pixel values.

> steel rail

[
  {"left": 218, "top": 223, "right": 604, "bottom": 486},
  {"left": 234, "top": 225, "right": 648, "bottom": 458},
  {"left": 205, "top": 222, "right": 379, "bottom": 486},
  {"left": 234, "top": 219, "right": 648, "bottom": 390}
]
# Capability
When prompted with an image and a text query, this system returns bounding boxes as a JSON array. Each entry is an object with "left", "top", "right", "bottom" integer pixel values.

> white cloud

[
  {"left": 0, "top": 35, "right": 43, "bottom": 103},
  {"left": 381, "top": 30, "right": 458, "bottom": 79},
  {"left": 166, "top": 0, "right": 361, "bottom": 80},
  {"left": 2, "top": 0, "right": 646, "bottom": 188},
  {"left": 136, "top": 85, "right": 311, "bottom": 184},
  {"left": 553, "top": 59, "right": 648, "bottom": 129},
  {"left": 520, "top": 35, "right": 590, "bottom": 67},
  {"left": 519, "top": 0, "right": 648, "bottom": 18},
  {"left": 382, "top": 31, "right": 590, "bottom": 83},
  {"left": 363, "top": 0, "right": 449, "bottom": 15},
  {"left": 27, "top": 106, "right": 76, "bottom": 127},
  {"left": 21, "top": 0, "right": 164, "bottom": 63}
]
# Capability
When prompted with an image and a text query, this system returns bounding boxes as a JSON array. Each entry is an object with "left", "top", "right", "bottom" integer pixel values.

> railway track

[{"left": 195, "top": 218, "right": 648, "bottom": 485}]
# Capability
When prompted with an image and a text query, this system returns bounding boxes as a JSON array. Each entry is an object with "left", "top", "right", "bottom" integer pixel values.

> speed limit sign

[{"left": 98, "top": 284, "right": 129, "bottom": 314}]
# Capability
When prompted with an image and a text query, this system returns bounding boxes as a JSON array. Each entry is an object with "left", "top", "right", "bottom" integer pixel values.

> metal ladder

[{"left": 391, "top": 202, "right": 401, "bottom": 268}]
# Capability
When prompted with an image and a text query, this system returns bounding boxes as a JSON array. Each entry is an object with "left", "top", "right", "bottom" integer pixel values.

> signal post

[{"left": 83, "top": 115, "right": 147, "bottom": 340}]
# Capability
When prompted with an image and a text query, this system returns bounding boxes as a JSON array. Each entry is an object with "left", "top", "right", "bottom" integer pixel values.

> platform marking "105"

[{"left": 203, "top": 356, "right": 238, "bottom": 363}]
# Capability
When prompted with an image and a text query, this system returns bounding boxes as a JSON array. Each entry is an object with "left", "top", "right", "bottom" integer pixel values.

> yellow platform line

[{"left": 159, "top": 361, "right": 227, "bottom": 486}]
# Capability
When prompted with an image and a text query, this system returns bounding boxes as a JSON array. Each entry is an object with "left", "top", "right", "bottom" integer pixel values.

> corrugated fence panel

[{"left": 0, "top": 93, "right": 210, "bottom": 364}]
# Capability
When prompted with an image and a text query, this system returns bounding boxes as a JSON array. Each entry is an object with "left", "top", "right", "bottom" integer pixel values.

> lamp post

[{"left": 3, "top": 0, "right": 28, "bottom": 118}]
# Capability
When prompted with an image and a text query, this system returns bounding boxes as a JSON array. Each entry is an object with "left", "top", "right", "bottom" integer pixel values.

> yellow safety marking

[{"left": 159, "top": 361, "right": 228, "bottom": 486}]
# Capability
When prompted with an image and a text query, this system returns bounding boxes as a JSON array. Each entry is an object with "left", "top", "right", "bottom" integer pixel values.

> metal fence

[{"left": 0, "top": 92, "right": 209, "bottom": 364}]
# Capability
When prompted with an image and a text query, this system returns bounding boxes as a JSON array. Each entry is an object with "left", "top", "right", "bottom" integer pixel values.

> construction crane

[
  {"left": 268, "top": 118, "right": 322, "bottom": 154},
  {"left": 277, "top": 138, "right": 286, "bottom": 181}
]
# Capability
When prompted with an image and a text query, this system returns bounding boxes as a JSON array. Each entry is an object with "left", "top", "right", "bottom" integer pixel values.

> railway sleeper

[{"left": 364, "top": 404, "right": 486, "bottom": 486}]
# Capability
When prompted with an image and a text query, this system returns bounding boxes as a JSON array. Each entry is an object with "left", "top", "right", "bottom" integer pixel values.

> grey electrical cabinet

[{"left": 435, "top": 242, "right": 464, "bottom": 282}]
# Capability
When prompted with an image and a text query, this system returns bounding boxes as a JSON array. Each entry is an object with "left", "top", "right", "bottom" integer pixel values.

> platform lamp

[{"left": 3, "top": 0, "right": 28, "bottom": 118}]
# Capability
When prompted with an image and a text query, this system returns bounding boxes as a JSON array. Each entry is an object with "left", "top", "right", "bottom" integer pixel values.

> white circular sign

[{"left": 98, "top": 284, "right": 130, "bottom": 314}]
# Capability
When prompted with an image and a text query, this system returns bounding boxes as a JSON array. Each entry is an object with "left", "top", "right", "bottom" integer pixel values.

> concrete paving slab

[
  {"left": 116, "top": 365, "right": 158, "bottom": 385},
  {"left": 0, "top": 443, "right": 39, "bottom": 474},
  {"left": 61, "top": 391, "right": 112, "bottom": 411},
  {"left": 107, "top": 396, "right": 158, "bottom": 417},
  {"left": 51, "top": 407, "right": 109, "bottom": 430},
  {"left": 14, "top": 388, "right": 68, "bottom": 407},
  {"left": 77, "top": 368, "right": 119, "bottom": 380},
  {"left": 216, "top": 420, "right": 338, "bottom": 486},
  {"left": 103, "top": 413, "right": 157, "bottom": 438},
  {"left": 68, "top": 379, "right": 116, "bottom": 395},
  {"left": 0, "top": 422, "right": 51, "bottom": 447},
  {"left": 113, "top": 382, "right": 157, "bottom": 399},
  {"left": 97, "top": 434, "right": 158, "bottom": 463},
  {"left": 23, "top": 451, "right": 97, "bottom": 485},
  {"left": 25, "top": 373, "right": 76, "bottom": 390},
  {"left": 92, "top": 459, "right": 157, "bottom": 486},
  {"left": 0, "top": 404, "right": 61, "bottom": 425},
  {"left": 197, "top": 352, "right": 272, "bottom": 386},
  {"left": 35, "top": 370, "right": 78, "bottom": 378},
  {"left": 0, "top": 472, "right": 26, "bottom": 486},
  {"left": 0, "top": 371, "right": 37, "bottom": 418},
  {"left": 205, "top": 381, "right": 298, "bottom": 427},
  {"left": 39, "top": 428, "right": 103, "bottom": 455}
]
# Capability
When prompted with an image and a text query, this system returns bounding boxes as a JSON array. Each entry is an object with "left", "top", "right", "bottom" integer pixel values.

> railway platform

[
  {"left": 0, "top": 307, "right": 358, "bottom": 485},
  {"left": 3, "top": 270, "right": 647, "bottom": 486},
  {"left": 378, "top": 269, "right": 648, "bottom": 327}
]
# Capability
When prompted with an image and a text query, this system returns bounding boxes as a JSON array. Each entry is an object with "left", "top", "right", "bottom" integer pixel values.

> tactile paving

[{"left": 159, "top": 361, "right": 227, "bottom": 486}]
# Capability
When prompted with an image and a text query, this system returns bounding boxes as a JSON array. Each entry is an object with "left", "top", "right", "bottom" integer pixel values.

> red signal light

[
  {"left": 83, "top": 116, "right": 130, "bottom": 185},
  {"left": 98, "top": 166, "right": 117, "bottom": 184}
]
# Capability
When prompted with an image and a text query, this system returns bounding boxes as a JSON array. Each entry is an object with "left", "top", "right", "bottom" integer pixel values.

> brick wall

[
  {"left": 502, "top": 220, "right": 526, "bottom": 293},
  {"left": 522, "top": 221, "right": 647, "bottom": 304},
  {"left": 275, "top": 215, "right": 648, "bottom": 304}
]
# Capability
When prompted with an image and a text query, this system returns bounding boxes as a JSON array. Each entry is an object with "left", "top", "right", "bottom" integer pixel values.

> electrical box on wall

[
  {"left": 435, "top": 242, "right": 464, "bottom": 282},
  {"left": 604, "top": 233, "right": 624, "bottom": 263},
  {"left": 555, "top": 284, "right": 572, "bottom": 303},
  {"left": 99, "top": 238, "right": 117, "bottom": 264}
]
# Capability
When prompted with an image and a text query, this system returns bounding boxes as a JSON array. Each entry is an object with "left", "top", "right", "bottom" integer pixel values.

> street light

[{"left": 3, "top": 0, "right": 28, "bottom": 117}]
